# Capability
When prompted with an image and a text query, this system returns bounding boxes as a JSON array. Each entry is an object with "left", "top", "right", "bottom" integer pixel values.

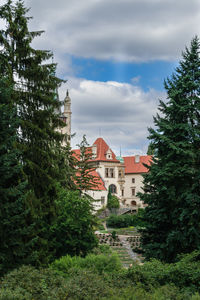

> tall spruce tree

[
  {"left": 0, "top": 74, "right": 35, "bottom": 275},
  {"left": 0, "top": 0, "right": 69, "bottom": 265},
  {"left": 140, "top": 37, "right": 200, "bottom": 263}
]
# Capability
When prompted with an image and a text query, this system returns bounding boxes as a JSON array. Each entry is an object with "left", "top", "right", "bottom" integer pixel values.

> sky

[{"left": 3, "top": 0, "right": 200, "bottom": 155}]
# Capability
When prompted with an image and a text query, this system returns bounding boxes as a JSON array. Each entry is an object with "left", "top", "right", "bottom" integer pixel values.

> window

[
  {"left": 131, "top": 188, "right": 135, "bottom": 196},
  {"left": 121, "top": 189, "right": 124, "bottom": 197},
  {"left": 106, "top": 149, "right": 112, "bottom": 159},
  {"left": 101, "top": 196, "right": 105, "bottom": 205},
  {"left": 118, "top": 169, "right": 124, "bottom": 178},
  {"left": 132, "top": 178, "right": 135, "bottom": 183},
  {"left": 131, "top": 200, "right": 136, "bottom": 206},
  {"left": 105, "top": 168, "right": 115, "bottom": 178},
  {"left": 110, "top": 168, "right": 114, "bottom": 178},
  {"left": 109, "top": 184, "right": 117, "bottom": 194}
]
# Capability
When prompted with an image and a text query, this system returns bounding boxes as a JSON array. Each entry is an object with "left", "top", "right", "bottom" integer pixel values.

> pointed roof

[
  {"left": 123, "top": 155, "right": 152, "bottom": 174},
  {"left": 93, "top": 138, "right": 119, "bottom": 162}
]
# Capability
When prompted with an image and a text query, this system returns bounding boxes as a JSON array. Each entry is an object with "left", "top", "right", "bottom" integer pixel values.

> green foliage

[
  {"left": 50, "top": 251, "right": 122, "bottom": 276},
  {"left": 1, "top": 252, "right": 200, "bottom": 299},
  {"left": 0, "top": 0, "right": 80, "bottom": 269},
  {"left": 147, "top": 142, "right": 155, "bottom": 155},
  {"left": 139, "top": 37, "right": 200, "bottom": 262},
  {"left": 0, "top": 76, "right": 37, "bottom": 275},
  {"left": 107, "top": 209, "right": 146, "bottom": 228},
  {"left": 127, "top": 251, "right": 200, "bottom": 293},
  {"left": 63, "top": 268, "right": 111, "bottom": 300},
  {"left": 0, "top": 265, "right": 68, "bottom": 300},
  {"left": 75, "top": 134, "right": 99, "bottom": 191},
  {"left": 50, "top": 190, "right": 98, "bottom": 258},
  {"left": 107, "top": 192, "right": 120, "bottom": 209}
]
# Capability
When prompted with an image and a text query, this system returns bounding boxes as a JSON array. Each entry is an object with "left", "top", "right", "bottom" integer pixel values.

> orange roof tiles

[
  {"left": 72, "top": 148, "right": 106, "bottom": 191},
  {"left": 88, "top": 170, "right": 107, "bottom": 191},
  {"left": 75, "top": 169, "right": 106, "bottom": 191},
  {"left": 92, "top": 138, "right": 119, "bottom": 162},
  {"left": 123, "top": 155, "right": 152, "bottom": 174}
]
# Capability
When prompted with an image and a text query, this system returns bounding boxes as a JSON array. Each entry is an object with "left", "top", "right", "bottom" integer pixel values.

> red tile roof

[
  {"left": 123, "top": 155, "right": 152, "bottom": 174},
  {"left": 71, "top": 149, "right": 106, "bottom": 191},
  {"left": 92, "top": 138, "right": 119, "bottom": 162},
  {"left": 74, "top": 169, "right": 106, "bottom": 191},
  {"left": 72, "top": 148, "right": 92, "bottom": 159},
  {"left": 88, "top": 170, "right": 107, "bottom": 191}
]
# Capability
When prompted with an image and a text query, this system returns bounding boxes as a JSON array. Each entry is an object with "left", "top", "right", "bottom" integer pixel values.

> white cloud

[
  {"left": 25, "top": 0, "right": 200, "bottom": 63},
  {"left": 59, "top": 78, "right": 165, "bottom": 155}
]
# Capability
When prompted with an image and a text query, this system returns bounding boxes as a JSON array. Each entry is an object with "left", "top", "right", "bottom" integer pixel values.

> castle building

[
  {"left": 73, "top": 137, "right": 152, "bottom": 211},
  {"left": 63, "top": 92, "right": 152, "bottom": 210}
]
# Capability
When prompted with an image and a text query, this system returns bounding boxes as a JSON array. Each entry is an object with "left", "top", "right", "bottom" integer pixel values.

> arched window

[
  {"left": 131, "top": 200, "right": 136, "bottom": 206},
  {"left": 109, "top": 184, "right": 117, "bottom": 194}
]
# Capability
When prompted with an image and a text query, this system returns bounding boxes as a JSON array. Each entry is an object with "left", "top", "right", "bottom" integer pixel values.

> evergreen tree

[
  {"left": 75, "top": 135, "right": 99, "bottom": 191},
  {"left": 0, "top": 75, "right": 35, "bottom": 275},
  {"left": 139, "top": 37, "right": 200, "bottom": 263},
  {"left": 0, "top": 0, "right": 69, "bottom": 265},
  {"left": 107, "top": 188, "right": 120, "bottom": 210}
]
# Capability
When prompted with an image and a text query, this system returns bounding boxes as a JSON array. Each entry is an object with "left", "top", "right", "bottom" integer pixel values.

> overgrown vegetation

[
  {"left": 106, "top": 209, "right": 146, "bottom": 228},
  {"left": 1, "top": 1, "right": 200, "bottom": 299},
  {"left": 1, "top": 250, "right": 200, "bottom": 299}
]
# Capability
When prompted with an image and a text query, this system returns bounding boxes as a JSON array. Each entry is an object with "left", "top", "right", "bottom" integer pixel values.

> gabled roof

[
  {"left": 123, "top": 155, "right": 152, "bottom": 174},
  {"left": 93, "top": 138, "right": 119, "bottom": 162}
]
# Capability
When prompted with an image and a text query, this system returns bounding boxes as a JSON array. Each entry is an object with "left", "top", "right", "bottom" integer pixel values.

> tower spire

[{"left": 61, "top": 89, "right": 72, "bottom": 145}]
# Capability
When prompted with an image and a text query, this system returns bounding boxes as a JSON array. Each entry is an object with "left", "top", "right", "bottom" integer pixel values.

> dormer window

[
  {"left": 106, "top": 148, "right": 112, "bottom": 160},
  {"left": 92, "top": 144, "right": 97, "bottom": 159}
]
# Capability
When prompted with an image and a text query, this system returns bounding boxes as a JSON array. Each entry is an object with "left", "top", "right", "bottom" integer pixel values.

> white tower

[{"left": 61, "top": 90, "right": 71, "bottom": 145}]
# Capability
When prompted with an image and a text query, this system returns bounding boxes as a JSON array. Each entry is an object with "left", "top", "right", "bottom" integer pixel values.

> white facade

[
  {"left": 123, "top": 173, "right": 145, "bottom": 208},
  {"left": 96, "top": 161, "right": 125, "bottom": 199},
  {"left": 86, "top": 189, "right": 107, "bottom": 211},
  {"left": 73, "top": 137, "right": 151, "bottom": 211}
]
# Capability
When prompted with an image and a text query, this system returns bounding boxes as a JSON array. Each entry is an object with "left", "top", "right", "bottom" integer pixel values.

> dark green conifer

[
  {"left": 0, "top": 75, "right": 34, "bottom": 275},
  {"left": 0, "top": 0, "right": 68, "bottom": 266},
  {"left": 140, "top": 37, "right": 200, "bottom": 262}
]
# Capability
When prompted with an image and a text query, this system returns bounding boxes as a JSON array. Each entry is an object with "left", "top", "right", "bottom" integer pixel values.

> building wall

[
  {"left": 123, "top": 173, "right": 145, "bottom": 208},
  {"left": 86, "top": 190, "right": 107, "bottom": 210},
  {"left": 96, "top": 162, "right": 124, "bottom": 199}
]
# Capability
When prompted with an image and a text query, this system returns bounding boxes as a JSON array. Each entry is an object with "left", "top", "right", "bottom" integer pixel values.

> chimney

[{"left": 135, "top": 155, "right": 140, "bottom": 163}]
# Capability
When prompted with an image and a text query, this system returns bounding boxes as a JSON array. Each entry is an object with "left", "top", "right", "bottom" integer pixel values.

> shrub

[
  {"left": 107, "top": 209, "right": 146, "bottom": 228},
  {"left": 107, "top": 190, "right": 120, "bottom": 209},
  {"left": 0, "top": 265, "right": 68, "bottom": 300},
  {"left": 127, "top": 251, "right": 200, "bottom": 293},
  {"left": 50, "top": 190, "right": 98, "bottom": 258},
  {"left": 64, "top": 269, "right": 111, "bottom": 300},
  {"left": 50, "top": 252, "right": 123, "bottom": 277}
]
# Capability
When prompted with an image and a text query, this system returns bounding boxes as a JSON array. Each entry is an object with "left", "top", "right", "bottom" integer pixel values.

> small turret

[
  {"left": 61, "top": 90, "right": 72, "bottom": 145},
  {"left": 64, "top": 90, "right": 71, "bottom": 114}
]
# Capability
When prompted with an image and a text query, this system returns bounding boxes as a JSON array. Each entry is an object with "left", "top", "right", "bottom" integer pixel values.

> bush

[
  {"left": 50, "top": 252, "right": 122, "bottom": 277},
  {"left": 107, "top": 190, "right": 120, "bottom": 209},
  {"left": 0, "top": 265, "right": 68, "bottom": 300},
  {"left": 107, "top": 209, "right": 146, "bottom": 228},
  {"left": 50, "top": 190, "right": 98, "bottom": 258},
  {"left": 64, "top": 268, "right": 111, "bottom": 300},
  {"left": 126, "top": 251, "right": 200, "bottom": 293}
]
